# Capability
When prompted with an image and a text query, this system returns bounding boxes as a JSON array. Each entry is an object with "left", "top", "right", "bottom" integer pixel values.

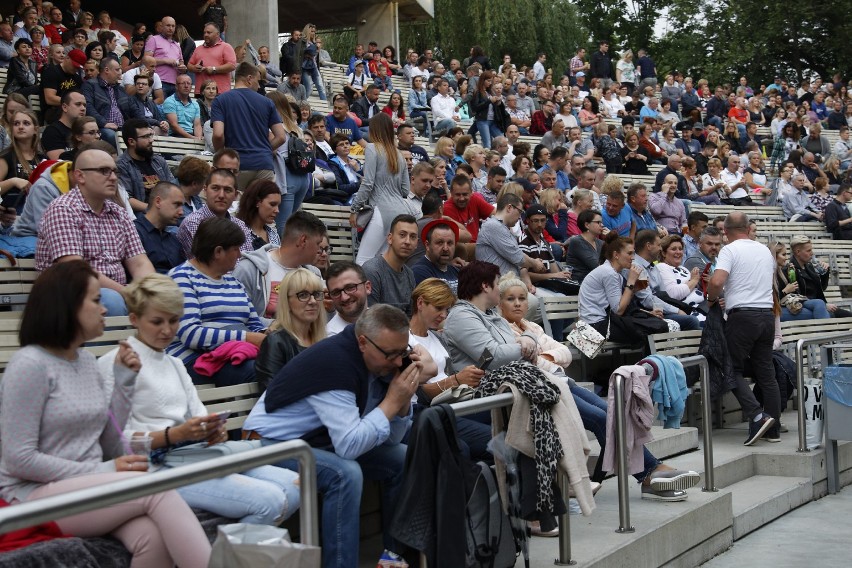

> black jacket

[
  {"left": 279, "top": 39, "right": 304, "bottom": 76},
  {"left": 350, "top": 96, "right": 380, "bottom": 126},
  {"left": 124, "top": 96, "right": 165, "bottom": 129},
  {"left": 589, "top": 50, "right": 614, "bottom": 80},
  {"left": 791, "top": 257, "right": 829, "bottom": 302},
  {"left": 255, "top": 329, "right": 306, "bottom": 392},
  {"left": 3, "top": 57, "right": 38, "bottom": 95},
  {"left": 699, "top": 303, "right": 738, "bottom": 400},
  {"left": 390, "top": 405, "right": 471, "bottom": 567},
  {"left": 824, "top": 199, "right": 852, "bottom": 240}
]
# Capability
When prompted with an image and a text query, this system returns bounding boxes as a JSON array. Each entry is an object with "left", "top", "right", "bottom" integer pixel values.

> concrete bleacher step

[{"left": 725, "top": 475, "right": 812, "bottom": 540}]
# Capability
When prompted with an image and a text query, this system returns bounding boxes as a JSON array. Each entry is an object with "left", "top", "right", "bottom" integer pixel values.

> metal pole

[
  {"left": 794, "top": 333, "right": 852, "bottom": 452},
  {"left": 451, "top": 393, "right": 515, "bottom": 417},
  {"left": 613, "top": 374, "right": 634, "bottom": 533},
  {"left": 554, "top": 473, "right": 575, "bottom": 565},
  {"left": 0, "top": 441, "right": 320, "bottom": 546},
  {"left": 696, "top": 356, "right": 717, "bottom": 492}
]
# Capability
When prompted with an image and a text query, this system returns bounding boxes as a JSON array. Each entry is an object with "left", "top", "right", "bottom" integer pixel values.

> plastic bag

[
  {"left": 208, "top": 523, "right": 320, "bottom": 568},
  {"left": 803, "top": 378, "right": 823, "bottom": 450}
]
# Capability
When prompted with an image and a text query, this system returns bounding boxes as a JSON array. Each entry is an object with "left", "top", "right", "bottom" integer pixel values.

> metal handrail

[
  {"left": 451, "top": 393, "right": 576, "bottom": 566},
  {"left": 795, "top": 332, "right": 852, "bottom": 452},
  {"left": 613, "top": 355, "right": 716, "bottom": 533},
  {"left": 0, "top": 440, "right": 319, "bottom": 546}
]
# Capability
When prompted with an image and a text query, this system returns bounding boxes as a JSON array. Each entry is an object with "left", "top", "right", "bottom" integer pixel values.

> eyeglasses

[
  {"left": 364, "top": 335, "right": 413, "bottom": 361},
  {"left": 318, "top": 246, "right": 333, "bottom": 255},
  {"left": 82, "top": 129, "right": 101, "bottom": 137},
  {"left": 135, "top": 133, "right": 154, "bottom": 140},
  {"left": 327, "top": 281, "right": 365, "bottom": 299},
  {"left": 290, "top": 290, "right": 323, "bottom": 302},
  {"left": 79, "top": 166, "right": 117, "bottom": 176}
]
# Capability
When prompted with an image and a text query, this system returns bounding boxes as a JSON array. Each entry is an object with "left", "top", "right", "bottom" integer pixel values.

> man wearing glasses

[
  {"left": 243, "top": 304, "right": 433, "bottom": 568},
  {"left": 117, "top": 119, "right": 178, "bottom": 213},
  {"left": 35, "top": 148, "right": 155, "bottom": 315},
  {"left": 234, "top": 211, "right": 327, "bottom": 322},
  {"left": 325, "top": 261, "right": 373, "bottom": 336}
]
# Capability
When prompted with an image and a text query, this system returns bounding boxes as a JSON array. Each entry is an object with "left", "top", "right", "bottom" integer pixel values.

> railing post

[
  {"left": 697, "top": 356, "right": 717, "bottom": 492},
  {"left": 554, "top": 473, "right": 575, "bottom": 565},
  {"left": 613, "top": 374, "right": 634, "bottom": 533}
]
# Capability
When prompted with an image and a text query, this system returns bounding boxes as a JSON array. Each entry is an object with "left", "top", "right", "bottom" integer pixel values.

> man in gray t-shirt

[
  {"left": 362, "top": 215, "right": 418, "bottom": 316},
  {"left": 475, "top": 194, "right": 545, "bottom": 279}
]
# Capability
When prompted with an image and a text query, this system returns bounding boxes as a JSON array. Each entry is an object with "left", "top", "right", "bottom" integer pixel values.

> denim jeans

[
  {"left": 569, "top": 383, "right": 660, "bottom": 483},
  {"left": 301, "top": 67, "right": 327, "bottom": 100},
  {"left": 474, "top": 119, "right": 502, "bottom": 150},
  {"left": 277, "top": 170, "right": 311, "bottom": 232},
  {"left": 176, "top": 466, "right": 300, "bottom": 524},
  {"left": 433, "top": 118, "right": 456, "bottom": 134},
  {"left": 101, "top": 288, "right": 128, "bottom": 316},
  {"left": 99, "top": 127, "right": 118, "bottom": 149},
  {"left": 781, "top": 299, "right": 832, "bottom": 321},
  {"left": 261, "top": 440, "right": 407, "bottom": 568},
  {"left": 161, "top": 82, "right": 176, "bottom": 99}
]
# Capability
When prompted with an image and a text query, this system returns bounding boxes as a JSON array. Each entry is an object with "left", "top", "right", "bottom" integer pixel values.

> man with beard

[
  {"left": 325, "top": 261, "right": 373, "bottom": 336},
  {"left": 116, "top": 119, "right": 177, "bottom": 212},
  {"left": 362, "top": 215, "right": 418, "bottom": 316},
  {"left": 412, "top": 219, "right": 460, "bottom": 293}
]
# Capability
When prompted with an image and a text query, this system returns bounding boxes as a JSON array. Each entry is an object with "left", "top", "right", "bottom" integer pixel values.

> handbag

[
  {"left": 535, "top": 278, "right": 581, "bottom": 296},
  {"left": 780, "top": 293, "right": 807, "bottom": 315},
  {"left": 354, "top": 204, "right": 373, "bottom": 230},
  {"left": 567, "top": 318, "right": 609, "bottom": 359},
  {"left": 430, "top": 384, "right": 476, "bottom": 406},
  {"left": 209, "top": 524, "right": 320, "bottom": 568},
  {"left": 162, "top": 440, "right": 261, "bottom": 468}
]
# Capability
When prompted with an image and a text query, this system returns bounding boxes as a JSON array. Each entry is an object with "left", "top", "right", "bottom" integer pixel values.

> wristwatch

[{"left": 626, "top": 284, "right": 635, "bottom": 290}]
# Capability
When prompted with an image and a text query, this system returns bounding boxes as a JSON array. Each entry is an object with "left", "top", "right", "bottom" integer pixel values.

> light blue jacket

[{"left": 644, "top": 355, "right": 688, "bottom": 428}]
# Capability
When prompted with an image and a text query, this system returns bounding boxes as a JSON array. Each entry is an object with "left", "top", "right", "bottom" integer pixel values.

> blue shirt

[
  {"left": 210, "top": 88, "right": 282, "bottom": 170},
  {"left": 412, "top": 256, "right": 460, "bottom": 294},
  {"left": 602, "top": 206, "right": 633, "bottom": 236},
  {"left": 134, "top": 215, "right": 185, "bottom": 274},
  {"left": 537, "top": 165, "right": 571, "bottom": 191},
  {"left": 162, "top": 94, "right": 201, "bottom": 136},
  {"left": 325, "top": 114, "right": 363, "bottom": 144},
  {"left": 630, "top": 206, "right": 657, "bottom": 232}
]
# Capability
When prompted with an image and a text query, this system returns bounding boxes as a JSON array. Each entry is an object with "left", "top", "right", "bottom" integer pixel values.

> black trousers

[{"left": 725, "top": 309, "right": 779, "bottom": 422}]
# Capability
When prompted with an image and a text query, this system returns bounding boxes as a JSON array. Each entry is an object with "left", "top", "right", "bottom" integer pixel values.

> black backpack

[{"left": 286, "top": 131, "right": 315, "bottom": 174}]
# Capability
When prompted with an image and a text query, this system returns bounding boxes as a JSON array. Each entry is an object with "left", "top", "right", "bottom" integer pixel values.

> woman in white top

[
  {"left": 657, "top": 235, "right": 706, "bottom": 319},
  {"left": 700, "top": 157, "right": 729, "bottom": 200},
  {"left": 601, "top": 87, "right": 626, "bottom": 118},
  {"left": 615, "top": 50, "right": 636, "bottom": 93},
  {"left": 554, "top": 100, "right": 579, "bottom": 129},
  {"left": 99, "top": 274, "right": 301, "bottom": 525},
  {"left": 408, "top": 278, "right": 490, "bottom": 460}
]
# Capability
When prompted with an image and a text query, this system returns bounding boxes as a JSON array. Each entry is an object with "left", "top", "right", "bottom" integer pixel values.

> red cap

[
  {"left": 67, "top": 49, "right": 86, "bottom": 69},
  {"left": 420, "top": 219, "right": 460, "bottom": 245}
]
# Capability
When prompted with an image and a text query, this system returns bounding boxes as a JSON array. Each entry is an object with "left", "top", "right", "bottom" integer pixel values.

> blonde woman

[
  {"left": 99, "top": 273, "right": 301, "bottom": 526},
  {"left": 616, "top": 50, "right": 636, "bottom": 94},
  {"left": 255, "top": 268, "right": 327, "bottom": 390}
]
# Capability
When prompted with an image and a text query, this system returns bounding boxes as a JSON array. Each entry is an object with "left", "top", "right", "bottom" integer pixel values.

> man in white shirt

[
  {"left": 325, "top": 261, "right": 372, "bottom": 335},
  {"left": 719, "top": 155, "right": 749, "bottom": 203},
  {"left": 430, "top": 78, "right": 459, "bottom": 133},
  {"left": 492, "top": 135, "right": 514, "bottom": 177},
  {"left": 532, "top": 52, "right": 547, "bottom": 81},
  {"left": 707, "top": 212, "right": 778, "bottom": 446}
]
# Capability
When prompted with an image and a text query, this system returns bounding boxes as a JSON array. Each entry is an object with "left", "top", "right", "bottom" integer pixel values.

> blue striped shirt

[{"left": 166, "top": 262, "right": 265, "bottom": 363}]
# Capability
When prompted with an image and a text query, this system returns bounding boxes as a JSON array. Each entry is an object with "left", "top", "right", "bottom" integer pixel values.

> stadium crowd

[{"left": 0, "top": 2, "right": 849, "bottom": 567}]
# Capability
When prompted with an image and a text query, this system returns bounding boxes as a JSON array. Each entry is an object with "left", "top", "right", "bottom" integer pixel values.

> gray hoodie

[
  {"left": 442, "top": 299, "right": 524, "bottom": 372},
  {"left": 232, "top": 244, "right": 321, "bottom": 325}
]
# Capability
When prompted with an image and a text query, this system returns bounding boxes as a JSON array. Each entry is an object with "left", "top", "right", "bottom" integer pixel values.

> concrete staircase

[{"left": 359, "top": 408, "right": 852, "bottom": 567}]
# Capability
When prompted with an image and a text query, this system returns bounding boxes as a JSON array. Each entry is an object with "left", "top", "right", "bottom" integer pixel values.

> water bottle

[
  {"left": 787, "top": 263, "right": 796, "bottom": 283},
  {"left": 810, "top": 258, "right": 828, "bottom": 276}
]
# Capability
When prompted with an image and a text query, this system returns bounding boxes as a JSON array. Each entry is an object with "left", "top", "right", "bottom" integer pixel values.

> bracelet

[
  {"left": 454, "top": 374, "right": 460, "bottom": 386},
  {"left": 164, "top": 426, "right": 172, "bottom": 447}
]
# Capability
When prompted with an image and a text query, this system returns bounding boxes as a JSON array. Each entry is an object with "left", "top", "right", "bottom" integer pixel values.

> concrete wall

[
  {"left": 223, "top": 0, "right": 279, "bottom": 53},
  {"left": 357, "top": 2, "right": 399, "bottom": 56}
]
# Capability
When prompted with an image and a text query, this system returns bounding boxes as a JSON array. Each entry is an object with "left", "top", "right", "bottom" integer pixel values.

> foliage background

[{"left": 317, "top": 0, "right": 852, "bottom": 86}]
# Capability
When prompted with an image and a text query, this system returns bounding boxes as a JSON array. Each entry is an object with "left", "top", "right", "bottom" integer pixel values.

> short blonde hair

[
  {"left": 463, "top": 143, "right": 484, "bottom": 163},
  {"left": 496, "top": 181, "right": 524, "bottom": 202},
  {"left": 123, "top": 274, "right": 185, "bottom": 317},
  {"left": 411, "top": 278, "right": 456, "bottom": 315},
  {"left": 600, "top": 174, "right": 624, "bottom": 197},
  {"left": 539, "top": 188, "right": 563, "bottom": 213},
  {"left": 435, "top": 137, "right": 454, "bottom": 157},
  {"left": 270, "top": 268, "right": 327, "bottom": 344}
]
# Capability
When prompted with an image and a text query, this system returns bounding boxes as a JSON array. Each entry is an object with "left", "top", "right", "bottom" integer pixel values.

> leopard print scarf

[{"left": 475, "top": 360, "right": 563, "bottom": 512}]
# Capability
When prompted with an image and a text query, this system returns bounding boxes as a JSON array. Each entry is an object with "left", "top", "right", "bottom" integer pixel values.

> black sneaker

[
  {"left": 765, "top": 425, "right": 781, "bottom": 443},
  {"left": 744, "top": 413, "right": 775, "bottom": 446}
]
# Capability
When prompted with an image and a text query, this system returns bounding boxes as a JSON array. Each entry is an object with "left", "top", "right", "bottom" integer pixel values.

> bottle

[{"left": 787, "top": 263, "right": 796, "bottom": 283}]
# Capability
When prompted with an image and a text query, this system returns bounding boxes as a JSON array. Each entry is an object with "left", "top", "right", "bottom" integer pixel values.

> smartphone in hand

[{"left": 477, "top": 348, "right": 494, "bottom": 370}]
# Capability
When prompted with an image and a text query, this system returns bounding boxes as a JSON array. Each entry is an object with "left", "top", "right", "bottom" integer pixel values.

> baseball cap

[
  {"left": 576, "top": 71, "right": 585, "bottom": 77},
  {"left": 692, "top": 122, "right": 705, "bottom": 129},
  {"left": 67, "top": 48, "right": 86, "bottom": 69},
  {"left": 515, "top": 178, "right": 536, "bottom": 192},
  {"left": 524, "top": 204, "right": 548, "bottom": 219},
  {"left": 420, "top": 219, "right": 459, "bottom": 244}
]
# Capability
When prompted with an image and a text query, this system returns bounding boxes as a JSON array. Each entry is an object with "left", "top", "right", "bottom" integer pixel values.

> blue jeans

[
  {"left": 99, "top": 128, "right": 118, "bottom": 149},
  {"left": 277, "top": 170, "right": 311, "bottom": 232},
  {"left": 161, "top": 82, "right": 176, "bottom": 99},
  {"left": 706, "top": 115, "right": 723, "bottom": 130},
  {"left": 261, "top": 440, "right": 407, "bottom": 568},
  {"left": 569, "top": 383, "right": 660, "bottom": 483},
  {"left": 101, "top": 288, "right": 128, "bottom": 316},
  {"left": 301, "top": 67, "right": 327, "bottom": 100},
  {"left": 434, "top": 118, "right": 455, "bottom": 133},
  {"left": 176, "top": 465, "right": 300, "bottom": 524},
  {"left": 781, "top": 299, "right": 832, "bottom": 321},
  {"left": 474, "top": 119, "right": 502, "bottom": 150},
  {"left": 666, "top": 313, "right": 702, "bottom": 330},
  {"left": 409, "top": 110, "right": 431, "bottom": 138}
]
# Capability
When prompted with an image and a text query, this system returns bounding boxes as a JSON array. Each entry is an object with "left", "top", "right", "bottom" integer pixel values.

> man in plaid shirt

[{"left": 35, "top": 148, "right": 155, "bottom": 315}]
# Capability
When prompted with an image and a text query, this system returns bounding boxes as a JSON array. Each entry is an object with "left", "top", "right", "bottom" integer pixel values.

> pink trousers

[{"left": 27, "top": 472, "right": 211, "bottom": 568}]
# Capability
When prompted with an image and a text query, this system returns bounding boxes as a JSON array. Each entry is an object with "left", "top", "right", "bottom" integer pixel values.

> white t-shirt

[
  {"left": 715, "top": 238, "right": 774, "bottom": 311},
  {"left": 326, "top": 312, "right": 351, "bottom": 336},
  {"left": 720, "top": 169, "right": 748, "bottom": 199},
  {"left": 409, "top": 330, "right": 448, "bottom": 383}
]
